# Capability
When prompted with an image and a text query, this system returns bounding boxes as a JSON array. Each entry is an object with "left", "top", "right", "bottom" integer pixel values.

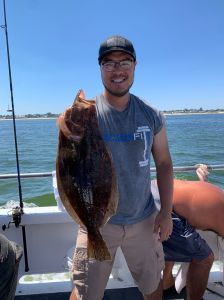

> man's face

[{"left": 100, "top": 51, "right": 136, "bottom": 97}]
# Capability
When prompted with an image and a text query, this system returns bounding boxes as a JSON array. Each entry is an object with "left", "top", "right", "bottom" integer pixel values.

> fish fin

[
  {"left": 71, "top": 89, "right": 85, "bottom": 107},
  {"left": 79, "top": 89, "right": 85, "bottom": 99},
  {"left": 87, "top": 231, "right": 111, "bottom": 261}
]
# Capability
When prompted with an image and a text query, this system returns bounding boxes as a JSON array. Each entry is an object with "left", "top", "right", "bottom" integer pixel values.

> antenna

[{"left": 7, "top": 104, "right": 12, "bottom": 112}]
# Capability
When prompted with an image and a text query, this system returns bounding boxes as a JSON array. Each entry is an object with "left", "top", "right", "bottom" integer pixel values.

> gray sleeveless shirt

[{"left": 96, "top": 93, "right": 165, "bottom": 224}]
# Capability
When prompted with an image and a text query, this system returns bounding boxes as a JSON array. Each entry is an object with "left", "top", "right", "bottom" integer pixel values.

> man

[
  {"left": 0, "top": 234, "right": 23, "bottom": 300},
  {"left": 58, "top": 35, "right": 173, "bottom": 300},
  {"left": 155, "top": 165, "right": 214, "bottom": 300}
]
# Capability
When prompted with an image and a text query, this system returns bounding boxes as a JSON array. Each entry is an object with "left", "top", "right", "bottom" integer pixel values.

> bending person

[{"left": 152, "top": 164, "right": 214, "bottom": 300}]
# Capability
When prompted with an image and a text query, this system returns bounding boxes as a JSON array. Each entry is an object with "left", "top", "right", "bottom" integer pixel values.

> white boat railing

[{"left": 0, "top": 164, "right": 224, "bottom": 179}]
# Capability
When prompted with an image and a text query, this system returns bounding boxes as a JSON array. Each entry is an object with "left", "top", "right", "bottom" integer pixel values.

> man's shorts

[
  {"left": 0, "top": 234, "right": 23, "bottom": 300},
  {"left": 162, "top": 211, "right": 212, "bottom": 262},
  {"left": 72, "top": 212, "right": 165, "bottom": 300}
]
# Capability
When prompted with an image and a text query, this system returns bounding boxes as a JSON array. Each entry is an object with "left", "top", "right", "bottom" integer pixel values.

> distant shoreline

[
  {"left": 0, "top": 111, "right": 224, "bottom": 120},
  {"left": 0, "top": 117, "right": 57, "bottom": 121},
  {"left": 164, "top": 111, "right": 224, "bottom": 116}
]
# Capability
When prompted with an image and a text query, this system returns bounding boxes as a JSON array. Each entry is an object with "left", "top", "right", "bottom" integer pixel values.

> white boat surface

[
  {"left": 1, "top": 165, "right": 224, "bottom": 299},
  {"left": 1, "top": 202, "right": 224, "bottom": 300}
]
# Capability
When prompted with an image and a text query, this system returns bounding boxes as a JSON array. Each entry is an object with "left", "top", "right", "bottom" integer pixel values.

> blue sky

[{"left": 0, "top": 0, "right": 223, "bottom": 115}]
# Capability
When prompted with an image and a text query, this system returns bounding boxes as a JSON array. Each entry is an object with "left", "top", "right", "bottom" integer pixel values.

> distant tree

[
  {"left": 46, "top": 112, "right": 56, "bottom": 117},
  {"left": 25, "top": 114, "right": 33, "bottom": 118}
]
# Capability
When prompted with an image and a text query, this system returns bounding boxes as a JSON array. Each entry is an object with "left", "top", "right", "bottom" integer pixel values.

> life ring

[{"left": 173, "top": 179, "right": 224, "bottom": 237}]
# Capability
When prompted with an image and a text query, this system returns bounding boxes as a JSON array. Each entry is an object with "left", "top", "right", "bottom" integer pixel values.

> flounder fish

[
  {"left": 56, "top": 90, "right": 118, "bottom": 261},
  {"left": 173, "top": 179, "right": 224, "bottom": 237}
]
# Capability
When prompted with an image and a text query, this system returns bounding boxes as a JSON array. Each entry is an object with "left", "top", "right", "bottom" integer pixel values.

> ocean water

[{"left": 0, "top": 114, "right": 223, "bottom": 206}]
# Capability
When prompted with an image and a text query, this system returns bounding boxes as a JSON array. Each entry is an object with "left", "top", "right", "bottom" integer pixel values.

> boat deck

[
  {"left": 14, "top": 289, "right": 179, "bottom": 300},
  {"left": 14, "top": 286, "right": 224, "bottom": 300}
]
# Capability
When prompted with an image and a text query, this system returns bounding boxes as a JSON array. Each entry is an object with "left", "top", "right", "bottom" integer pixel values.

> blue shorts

[{"left": 162, "top": 211, "right": 212, "bottom": 262}]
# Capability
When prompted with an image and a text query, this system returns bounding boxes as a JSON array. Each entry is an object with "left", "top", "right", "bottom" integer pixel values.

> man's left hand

[{"left": 154, "top": 211, "right": 173, "bottom": 242}]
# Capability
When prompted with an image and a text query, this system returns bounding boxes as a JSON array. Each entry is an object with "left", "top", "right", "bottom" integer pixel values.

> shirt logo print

[{"left": 134, "top": 126, "right": 151, "bottom": 167}]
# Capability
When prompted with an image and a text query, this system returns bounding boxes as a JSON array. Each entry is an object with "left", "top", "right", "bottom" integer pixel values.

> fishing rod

[{"left": 1, "top": 0, "right": 29, "bottom": 272}]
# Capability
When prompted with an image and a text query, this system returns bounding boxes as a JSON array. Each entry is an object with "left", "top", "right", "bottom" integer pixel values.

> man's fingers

[{"left": 57, "top": 113, "right": 72, "bottom": 138}]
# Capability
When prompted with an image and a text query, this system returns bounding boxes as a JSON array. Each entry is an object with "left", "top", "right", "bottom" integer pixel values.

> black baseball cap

[{"left": 98, "top": 35, "right": 136, "bottom": 64}]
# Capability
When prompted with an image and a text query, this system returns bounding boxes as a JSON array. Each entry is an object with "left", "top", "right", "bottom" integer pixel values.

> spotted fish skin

[{"left": 56, "top": 90, "right": 118, "bottom": 261}]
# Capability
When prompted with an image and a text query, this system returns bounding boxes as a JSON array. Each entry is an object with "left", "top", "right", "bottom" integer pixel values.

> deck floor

[
  {"left": 14, "top": 286, "right": 223, "bottom": 300},
  {"left": 15, "top": 287, "right": 181, "bottom": 300}
]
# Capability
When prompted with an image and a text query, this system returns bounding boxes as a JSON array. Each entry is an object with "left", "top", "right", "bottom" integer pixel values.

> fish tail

[{"left": 87, "top": 231, "right": 111, "bottom": 261}]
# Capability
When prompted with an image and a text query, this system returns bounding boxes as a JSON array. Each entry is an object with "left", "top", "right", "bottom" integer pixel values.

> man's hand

[
  {"left": 57, "top": 112, "right": 81, "bottom": 141},
  {"left": 57, "top": 112, "right": 71, "bottom": 137},
  {"left": 56, "top": 90, "right": 86, "bottom": 140},
  {"left": 154, "top": 211, "right": 173, "bottom": 242}
]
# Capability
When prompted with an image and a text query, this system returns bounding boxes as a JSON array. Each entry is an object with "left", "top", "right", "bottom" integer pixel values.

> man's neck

[{"left": 103, "top": 91, "right": 130, "bottom": 112}]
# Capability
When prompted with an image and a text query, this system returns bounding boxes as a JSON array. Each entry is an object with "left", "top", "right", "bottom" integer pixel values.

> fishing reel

[{"left": 2, "top": 206, "right": 23, "bottom": 230}]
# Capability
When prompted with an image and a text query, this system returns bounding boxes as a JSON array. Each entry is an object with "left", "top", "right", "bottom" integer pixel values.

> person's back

[{"left": 173, "top": 179, "right": 224, "bottom": 236}]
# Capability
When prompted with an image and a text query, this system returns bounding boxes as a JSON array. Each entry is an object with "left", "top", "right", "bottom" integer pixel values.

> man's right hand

[{"left": 57, "top": 112, "right": 72, "bottom": 138}]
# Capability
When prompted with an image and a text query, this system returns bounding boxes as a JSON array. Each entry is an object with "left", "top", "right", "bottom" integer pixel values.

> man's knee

[
  {"left": 191, "top": 252, "right": 214, "bottom": 268},
  {"left": 201, "top": 252, "right": 214, "bottom": 267}
]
